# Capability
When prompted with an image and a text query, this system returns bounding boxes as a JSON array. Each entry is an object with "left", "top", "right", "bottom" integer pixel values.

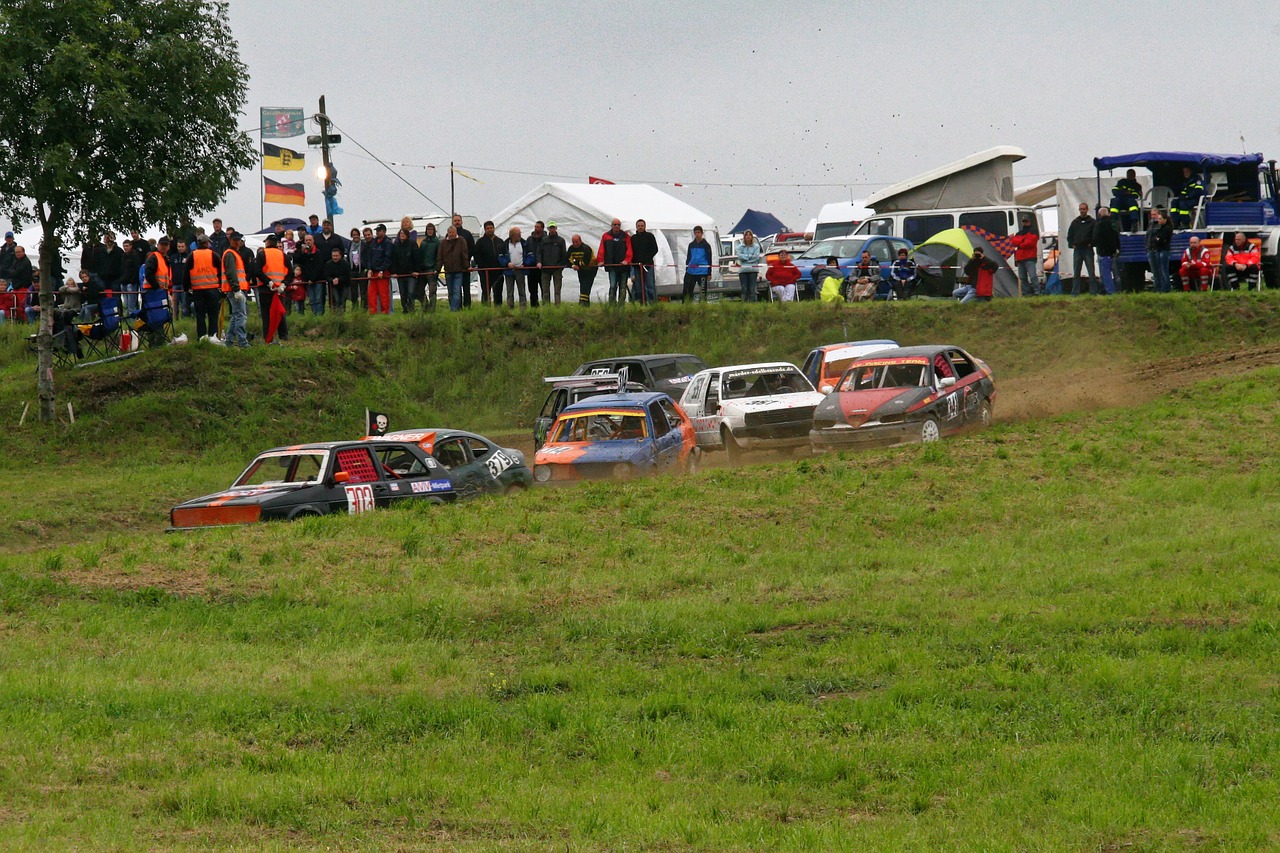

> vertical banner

[{"left": 260, "top": 106, "right": 305, "bottom": 139}]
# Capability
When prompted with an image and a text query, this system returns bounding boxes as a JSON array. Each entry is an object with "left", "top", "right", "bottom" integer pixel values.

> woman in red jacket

[{"left": 766, "top": 250, "right": 801, "bottom": 302}]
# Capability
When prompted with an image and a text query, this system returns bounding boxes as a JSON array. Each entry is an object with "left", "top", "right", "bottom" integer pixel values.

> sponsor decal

[
  {"left": 429, "top": 479, "right": 452, "bottom": 492},
  {"left": 669, "top": 375, "right": 692, "bottom": 384},
  {"left": 344, "top": 484, "right": 375, "bottom": 514},
  {"left": 724, "top": 367, "right": 797, "bottom": 381},
  {"left": 389, "top": 482, "right": 400, "bottom": 492},
  {"left": 410, "top": 479, "right": 452, "bottom": 494}
]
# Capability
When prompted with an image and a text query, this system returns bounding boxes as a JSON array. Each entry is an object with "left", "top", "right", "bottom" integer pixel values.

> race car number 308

[{"left": 345, "top": 484, "right": 375, "bottom": 514}]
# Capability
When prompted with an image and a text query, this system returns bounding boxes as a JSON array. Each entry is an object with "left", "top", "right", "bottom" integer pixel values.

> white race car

[{"left": 679, "top": 362, "right": 825, "bottom": 462}]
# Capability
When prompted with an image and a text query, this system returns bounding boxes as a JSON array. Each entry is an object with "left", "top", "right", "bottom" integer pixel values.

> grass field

[{"left": 2, "top": 296, "right": 1280, "bottom": 849}]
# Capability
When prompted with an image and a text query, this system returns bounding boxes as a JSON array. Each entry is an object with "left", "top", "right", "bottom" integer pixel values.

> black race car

[
  {"left": 169, "top": 430, "right": 531, "bottom": 529},
  {"left": 809, "top": 345, "right": 995, "bottom": 451},
  {"left": 571, "top": 353, "right": 708, "bottom": 399}
]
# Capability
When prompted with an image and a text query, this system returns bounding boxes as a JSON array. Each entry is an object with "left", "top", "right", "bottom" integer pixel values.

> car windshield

[
  {"left": 552, "top": 412, "right": 648, "bottom": 443},
  {"left": 722, "top": 367, "right": 812, "bottom": 399},
  {"left": 839, "top": 362, "right": 929, "bottom": 392},
  {"left": 234, "top": 451, "right": 328, "bottom": 487},
  {"left": 798, "top": 238, "right": 865, "bottom": 260}
]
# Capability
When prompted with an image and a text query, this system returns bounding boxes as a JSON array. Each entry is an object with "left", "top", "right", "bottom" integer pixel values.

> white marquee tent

[{"left": 491, "top": 183, "right": 718, "bottom": 301}]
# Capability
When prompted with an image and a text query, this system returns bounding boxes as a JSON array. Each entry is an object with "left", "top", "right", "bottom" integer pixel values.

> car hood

[
  {"left": 535, "top": 441, "right": 653, "bottom": 466},
  {"left": 721, "top": 391, "right": 826, "bottom": 413},
  {"left": 818, "top": 387, "right": 934, "bottom": 427},
  {"left": 174, "top": 483, "right": 310, "bottom": 509}
]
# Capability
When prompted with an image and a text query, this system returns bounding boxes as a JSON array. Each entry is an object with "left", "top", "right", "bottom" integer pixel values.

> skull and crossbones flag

[{"left": 366, "top": 409, "right": 390, "bottom": 437}]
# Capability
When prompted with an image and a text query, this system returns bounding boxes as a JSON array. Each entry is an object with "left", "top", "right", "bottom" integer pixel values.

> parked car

[
  {"left": 535, "top": 373, "right": 647, "bottom": 449},
  {"left": 809, "top": 345, "right": 995, "bottom": 452},
  {"left": 800, "top": 340, "right": 899, "bottom": 393},
  {"left": 680, "top": 362, "right": 824, "bottom": 462},
  {"left": 533, "top": 392, "right": 697, "bottom": 483},
  {"left": 791, "top": 235, "right": 914, "bottom": 297},
  {"left": 571, "top": 353, "right": 708, "bottom": 399}
]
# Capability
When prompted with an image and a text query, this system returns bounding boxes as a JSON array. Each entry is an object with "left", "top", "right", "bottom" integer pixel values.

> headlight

[
  {"left": 534, "top": 465, "right": 552, "bottom": 483},
  {"left": 612, "top": 463, "right": 634, "bottom": 480}
]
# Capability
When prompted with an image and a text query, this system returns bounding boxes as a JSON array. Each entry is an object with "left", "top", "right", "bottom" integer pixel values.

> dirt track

[{"left": 998, "top": 342, "right": 1280, "bottom": 422}]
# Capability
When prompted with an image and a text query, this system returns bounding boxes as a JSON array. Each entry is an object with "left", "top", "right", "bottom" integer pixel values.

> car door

[
  {"left": 466, "top": 436, "right": 518, "bottom": 492},
  {"left": 931, "top": 353, "right": 964, "bottom": 432},
  {"left": 694, "top": 372, "right": 721, "bottom": 447},
  {"left": 660, "top": 397, "right": 695, "bottom": 463},
  {"left": 432, "top": 437, "right": 487, "bottom": 498},
  {"left": 647, "top": 401, "right": 682, "bottom": 471},
  {"left": 945, "top": 349, "right": 984, "bottom": 423},
  {"left": 373, "top": 443, "right": 449, "bottom": 505},
  {"left": 535, "top": 388, "right": 566, "bottom": 449},
  {"left": 801, "top": 350, "right": 821, "bottom": 387},
  {"left": 329, "top": 445, "right": 388, "bottom": 514}
]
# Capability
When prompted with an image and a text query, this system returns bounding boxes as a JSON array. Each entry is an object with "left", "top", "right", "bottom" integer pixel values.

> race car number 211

[{"left": 345, "top": 484, "right": 375, "bottom": 514}]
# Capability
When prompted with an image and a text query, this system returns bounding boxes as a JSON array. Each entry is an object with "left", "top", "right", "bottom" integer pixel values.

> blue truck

[{"left": 1093, "top": 151, "right": 1279, "bottom": 290}]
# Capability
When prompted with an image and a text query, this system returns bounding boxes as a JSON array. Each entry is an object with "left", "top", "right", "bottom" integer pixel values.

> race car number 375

[{"left": 345, "top": 484, "right": 375, "bottom": 514}]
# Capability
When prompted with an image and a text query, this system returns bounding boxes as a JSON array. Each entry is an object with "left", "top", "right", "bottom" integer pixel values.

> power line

[{"left": 322, "top": 119, "right": 448, "bottom": 215}]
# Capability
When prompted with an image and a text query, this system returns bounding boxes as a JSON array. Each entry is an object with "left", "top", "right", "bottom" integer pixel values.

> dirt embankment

[{"left": 997, "top": 343, "right": 1280, "bottom": 422}]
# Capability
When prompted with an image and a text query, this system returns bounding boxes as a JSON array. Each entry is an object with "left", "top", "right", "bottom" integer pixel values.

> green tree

[{"left": 0, "top": 0, "right": 254, "bottom": 421}]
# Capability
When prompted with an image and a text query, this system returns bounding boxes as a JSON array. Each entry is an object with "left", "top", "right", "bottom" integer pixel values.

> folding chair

[
  {"left": 83, "top": 296, "right": 123, "bottom": 359},
  {"left": 132, "top": 288, "right": 173, "bottom": 349},
  {"left": 26, "top": 313, "right": 84, "bottom": 368}
]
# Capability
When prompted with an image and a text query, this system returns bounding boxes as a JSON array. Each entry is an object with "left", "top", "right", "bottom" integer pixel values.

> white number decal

[
  {"left": 344, "top": 484, "right": 375, "bottom": 514},
  {"left": 946, "top": 392, "right": 960, "bottom": 421},
  {"left": 486, "top": 450, "right": 514, "bottom": 479}
]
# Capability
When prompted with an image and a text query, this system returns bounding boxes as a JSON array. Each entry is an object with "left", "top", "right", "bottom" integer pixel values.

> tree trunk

[{"left": 36, "top": 227, "right": 60, "bottom": 423}]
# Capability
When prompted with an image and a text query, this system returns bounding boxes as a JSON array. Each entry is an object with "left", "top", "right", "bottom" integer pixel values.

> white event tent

[{"left": 491, "top": 183, "right": 718, "bottom": 302}]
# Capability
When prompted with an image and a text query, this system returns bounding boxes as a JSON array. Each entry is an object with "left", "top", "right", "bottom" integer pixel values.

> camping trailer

[{"left": 853, "top": 147, "right": 1039, "bottom": 250}]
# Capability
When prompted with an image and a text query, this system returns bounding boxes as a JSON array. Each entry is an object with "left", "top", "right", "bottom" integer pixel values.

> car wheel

[
  {"left": 722, "top": 428, "right": 743, "bottom": 465},
  {"left": 290, "top": 508, "right": 322, "bottom": 520},
  {"left": 919, "top": 417, "right": 941, "bottom": 443},
  {"left": 978, "top": 399, "right": 993, "bottom": 429}
]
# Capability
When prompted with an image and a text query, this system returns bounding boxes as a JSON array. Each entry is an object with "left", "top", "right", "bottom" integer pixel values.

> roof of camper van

[{"left": 865, "top": 146, "right": 1026, "bottom": 213}]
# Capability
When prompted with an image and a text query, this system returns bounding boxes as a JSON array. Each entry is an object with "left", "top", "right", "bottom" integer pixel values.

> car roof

[
  {"left": 811, "top": 340, "right": 898, "bottom": 355},
  {"left": 580, "top": 353, "right": 701, "bottom": 365},
  {"left": 698, "top": 361, "right": 800, "bottom": 375},
  {"left": 259, "top": 439, "right": 419, "bottom": 453},
  {"left": 561, "top": 392, "right": 669, "bottom": 412},
  {"left": 855, "top": 345, "right": 957, "bottom": 359}
]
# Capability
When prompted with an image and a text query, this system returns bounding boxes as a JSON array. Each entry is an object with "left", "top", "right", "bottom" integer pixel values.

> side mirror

[
  {"left": 820, "top": 384, "right": 834, "bottom": 395},
  {"left": 939, "top": 376, "right": 957, "bottom": 389},
  {"left": 332, "top": 471, "right": 351, "bottom": 484}
]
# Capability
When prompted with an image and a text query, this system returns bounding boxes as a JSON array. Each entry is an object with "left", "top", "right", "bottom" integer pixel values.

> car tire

[
  {"left": 919, "top": 417, "right": 941, "bottom": 443},
  {"left": 290, "top": 508, "right": 323, "bottom": 520},
  {"left": 978, "top": 399, "right": 993, "bottom": 429},
  {"left": 722, "top": 428, "right": 744, "bottom": 465}
]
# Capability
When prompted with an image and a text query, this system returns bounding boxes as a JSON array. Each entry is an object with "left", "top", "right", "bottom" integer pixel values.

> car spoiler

[{"left": 543, "top": 371, "right": 629, "bottom": 391}]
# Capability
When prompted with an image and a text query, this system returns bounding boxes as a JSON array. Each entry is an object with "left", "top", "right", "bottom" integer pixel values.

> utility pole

[
  {"left": 450, "top": 160, "right": 456, "bottom": 217},
  {"left": 318, "top": 95, "right": 335, "bottom": 232}
]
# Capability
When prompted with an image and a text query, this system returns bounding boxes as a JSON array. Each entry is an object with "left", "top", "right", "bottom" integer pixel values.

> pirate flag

[{"left": 366, "top": 409, "right": 390, "bottom": 437}]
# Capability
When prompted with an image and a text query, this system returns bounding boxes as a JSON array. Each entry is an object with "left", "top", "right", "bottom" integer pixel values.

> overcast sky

[{"left": 27, "top": 0, "right": 1280, "bottom": 239}]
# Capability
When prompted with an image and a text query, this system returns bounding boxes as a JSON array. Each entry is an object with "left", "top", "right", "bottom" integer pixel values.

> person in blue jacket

[{"left": 682, "top": 226, "right": 713, "bottom": 303}]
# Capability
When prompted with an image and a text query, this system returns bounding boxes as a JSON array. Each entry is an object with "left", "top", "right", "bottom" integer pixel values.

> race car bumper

[
  {"left": 733, "top": 420, "right": 814, "bottom": 449},
  {"left": 809, "top": 422, "right": 914, "bottom": 451}
]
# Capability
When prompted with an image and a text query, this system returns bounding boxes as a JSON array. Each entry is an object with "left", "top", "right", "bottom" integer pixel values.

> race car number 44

[{"left": 345, "top": 484, "right": 375, "bottom": 514}]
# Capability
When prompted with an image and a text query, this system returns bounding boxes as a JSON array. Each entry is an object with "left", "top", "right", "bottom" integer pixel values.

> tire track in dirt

[{"left": 997, "top": 343, "right": 1280, "bottom": 422}]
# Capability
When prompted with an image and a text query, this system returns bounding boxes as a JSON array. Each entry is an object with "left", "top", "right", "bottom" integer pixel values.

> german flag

[
  {"left": 263, "top": 176, "right": 304, "bottom": 206},
  {"left": 262, "top": 142, "right": 305, "bottom": 171}
]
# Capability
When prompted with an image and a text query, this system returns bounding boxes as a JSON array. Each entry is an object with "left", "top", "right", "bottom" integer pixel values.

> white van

[
  {"left": 813, "top": 201, "right": 875, "bottom": 241},
  {"left": 854, "top": 206, "right": 1040, "bottom": 245}
]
